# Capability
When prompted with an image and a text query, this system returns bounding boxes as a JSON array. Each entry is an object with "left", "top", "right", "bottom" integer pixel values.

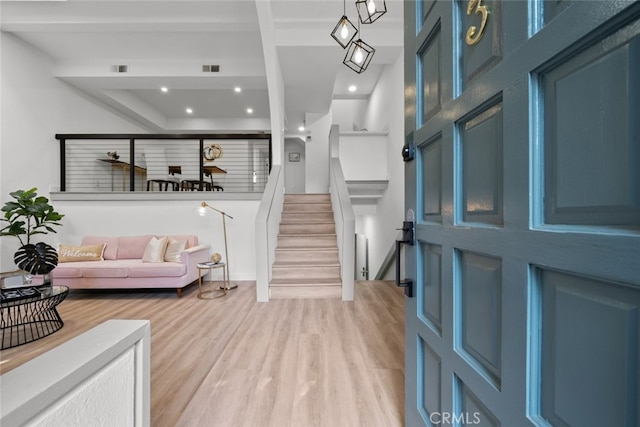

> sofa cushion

[
  {"left": 53, "top": 260, "right": 134, "bottom": 278},
  {"left": 128, "top": 263, "right": 186, "bottom": 278},
  {"left": 164, "top": 238, "right": 187, "bottom": 262},
  {"left": 82, "top": 265, "right": 129, "bottom": 278},
  {"left": 159, "top": 235, "right": 197, "bottom": 249},
  {"left": 142, "top": 236, "right": 168, "bottom": 263},
  {"left": 58, "top": 243, "right": 106, "bottom": 262},
  {"left": 52, "top": 265, "right": 83, "bottom": 278},
  {"left": 117, "top": 235, "right": 153, "bottom": 259},
  {"left": 81, "top": 236, "right": 119, "bottom": 260}
]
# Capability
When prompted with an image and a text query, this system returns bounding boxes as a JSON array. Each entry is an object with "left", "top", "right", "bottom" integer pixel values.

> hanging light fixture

[
  {"left": 343, "top": 16, "right": 375, "bottom": 74},
  {"left": 343, "top": 20, "right": 375, "bottom": 74},
  {"left": 331, "top": 0, "right": 358, "bottom": 48},
  {"left": 356, "top": 0, "right": 387, "bottom": 24},
  {"left": 343, "top": 39, "right": 375, "bottom": 73}
]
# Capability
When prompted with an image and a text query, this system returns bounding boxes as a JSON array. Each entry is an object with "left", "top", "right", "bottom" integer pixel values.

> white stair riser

[
  {"left": 277, "top": 236, "right": 337, "bottom": 248},
  {"left": 284, "top": 194, "right": 331, "bottom": 203},
  {"left": 280, "top": 223, "right": 335, "bottom": 235},
  {"left": 275, "top": 250, "right": 339, "bottom": 264},
  {"left": 284, "top": 203, "right": 333, "bottom": 213},
  {"left": 272, "top": 266, "right": 341, "bottom": 280},
  {"left": 281, "top": 213, "right": 334, "bottom": 223}
]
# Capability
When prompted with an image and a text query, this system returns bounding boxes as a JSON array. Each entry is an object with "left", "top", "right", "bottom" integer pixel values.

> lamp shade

[
  {"left": 331, "top": 15, "right": 358, "bottom": 48},
  {"left": 343, "top": 38, "right": 375, "bottom": 73},
  {"left": 356, "top": 0, "right": 387, "bottom": 24}
]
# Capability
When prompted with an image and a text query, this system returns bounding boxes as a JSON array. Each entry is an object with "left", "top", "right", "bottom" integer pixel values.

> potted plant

[{"left": 0, "top": 188, "right": 64, "bottom": 281}]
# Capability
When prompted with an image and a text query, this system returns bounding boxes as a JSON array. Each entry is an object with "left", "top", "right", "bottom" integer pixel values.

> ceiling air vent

[
  {"left": 112, "top": 65, "right": 128, "bottom": 73},
  {"left": 202, "top": 65, "right": 220, "bottom": 73}
]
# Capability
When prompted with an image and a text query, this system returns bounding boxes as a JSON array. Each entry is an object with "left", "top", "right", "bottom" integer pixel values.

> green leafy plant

[{"left": 0, "top": 188, "right": 64, "bottom": 247}]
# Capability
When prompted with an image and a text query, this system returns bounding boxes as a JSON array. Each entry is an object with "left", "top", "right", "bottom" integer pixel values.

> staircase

[{"left": 270, "top": 194, "right": 342, "bottom": 299}]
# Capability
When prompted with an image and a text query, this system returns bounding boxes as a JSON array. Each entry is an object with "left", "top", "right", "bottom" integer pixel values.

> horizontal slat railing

[{"left": 56, "top": 134, "right": 271, "bottom": 194}]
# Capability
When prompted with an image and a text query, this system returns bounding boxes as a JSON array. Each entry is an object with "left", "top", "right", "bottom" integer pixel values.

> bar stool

[
  {"left": 181, "top": 180, "right": 212, "bottom": 191},
  {"left": 147, "top": 180, "right": 180, "bottom": 191}
]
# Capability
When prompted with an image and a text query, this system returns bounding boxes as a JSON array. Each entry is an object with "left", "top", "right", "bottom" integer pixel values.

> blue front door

[{"left": 403, "top": 1, "right": 640, "bottom": 425}]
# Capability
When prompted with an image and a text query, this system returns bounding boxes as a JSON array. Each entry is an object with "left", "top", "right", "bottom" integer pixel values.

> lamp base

[{"left": 219, "top": 283, "right": 238, "bottom": 290}]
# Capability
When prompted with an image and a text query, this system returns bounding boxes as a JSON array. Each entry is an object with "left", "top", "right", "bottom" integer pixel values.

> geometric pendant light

[
  {"left": 331, "top": 0, "right": 358, "bottom": 48},
  {"left": 331, "top": 15, "right": 358, "bottom": 49},
  {"left": 343, "top": 37, "right": 375, "bottom": 73},
  {"left": 356, "top": 0, "right": 387, "bottom": 24}
]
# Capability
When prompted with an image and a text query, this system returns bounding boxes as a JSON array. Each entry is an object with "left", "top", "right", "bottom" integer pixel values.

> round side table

[{"left": 197, "top": 262, "right": 227, "bottom": 299}]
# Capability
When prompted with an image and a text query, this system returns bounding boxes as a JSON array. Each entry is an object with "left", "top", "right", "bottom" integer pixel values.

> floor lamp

[{"left": 197, "top": 201, "right": 236, "bottom": 290}]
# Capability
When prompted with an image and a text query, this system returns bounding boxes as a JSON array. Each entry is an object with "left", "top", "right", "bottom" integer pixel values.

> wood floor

[{"left": 0, "top": 281, "right": 405, "bottom": 426}]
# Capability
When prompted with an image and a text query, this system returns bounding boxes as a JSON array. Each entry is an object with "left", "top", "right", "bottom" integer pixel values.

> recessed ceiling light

[
  {"left": 161, "top": 86, "right": 169, "bottom": 93},
  {"left": 234, "top": 87, "right": 242, "bottom": 93},
  {"left": 348, "top": 85, "right": 357, "bottom": 92},
  {"left": 298, "top": 125, "right": 305, "bottom": 132},
  {"left": 247, "top": 108, "right": 253, "bottom": 114},
  {"left": 186, "top": 108, "right": 193, "bottom": 114}
]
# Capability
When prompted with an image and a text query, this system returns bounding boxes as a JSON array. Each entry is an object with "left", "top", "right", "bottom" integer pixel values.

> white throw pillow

[
  {"left": 142, "top": 236, "right": 168, "bottom": 263},
  {"left": 164, "top": 238, "right": 187, "bottom": 262}
]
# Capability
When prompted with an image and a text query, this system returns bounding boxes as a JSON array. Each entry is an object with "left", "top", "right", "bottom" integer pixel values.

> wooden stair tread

[
  {"left": 270, "top": 278, "right": 341, "bottom": 286},
  {"left": 284, "top": 203, "right": 331, "bottom": 207},
  {"left": 276, "top": 247, "right": 338, "bottom": 252},
  {"left": 270, "top": 286, "right": 342, "bottom": 299},
  {"left": 279, "top": 233, "right": 337, "bottom": 238},
  {"left": 273, "top": 261, "right": 340, "bottom": 267},
  {"left": 280, "top": 222, "right": 333, "bottom": 226},
  {"left": 279, "top": 233, "right": 335, "bottom": 236}
]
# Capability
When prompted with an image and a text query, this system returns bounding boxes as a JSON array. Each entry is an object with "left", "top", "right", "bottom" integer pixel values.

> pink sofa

[{"left": 52, "top": 235, "right": 210, "bottom": 297}]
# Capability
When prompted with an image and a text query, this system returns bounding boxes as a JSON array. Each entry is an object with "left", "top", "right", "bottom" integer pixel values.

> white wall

[
  {"left": 305, "top": 111, "right": 332, "bottom": 194},
  {"left": 0, "top": 33, "right": 140, "bottom": 269},
  {"left": 0, "top": 33, "right": 258, "bottom": 280},
  {"left": 356, "top": 54, "right": 405, "bottom": 279},
  {"left": 338, "top": 133, "right": 388, "bottom": 181},
  {"left": 284, "top": 138, "right": 305, "bottom": 193},
  {"left": 331, "top": 99, "right": 368, "bottom": 131}
]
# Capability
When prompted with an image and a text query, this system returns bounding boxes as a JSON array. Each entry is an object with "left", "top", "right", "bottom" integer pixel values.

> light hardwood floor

[{"left": 0, "top": 281, "right": 405, "bottom": 426}]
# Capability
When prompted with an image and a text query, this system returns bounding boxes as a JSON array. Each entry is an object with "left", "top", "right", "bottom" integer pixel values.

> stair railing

[
  {"left": 329, "top": 157, "right": 355, "bottom": 301},
  {"left": 374, "top": 231, "right": 403, "bottom": 280},
  {"left": 255, "top": 165, "right": 284, "bottom": 301}
]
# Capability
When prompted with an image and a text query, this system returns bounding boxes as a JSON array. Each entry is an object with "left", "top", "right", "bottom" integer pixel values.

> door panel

[
  {"left": 541, "top": 25, "right": 640, "bottom": 226},
  {"left": 421, "top": 339, "right": 442, "bottom": 419},
  {"left": 458, "top": 251, "right": 502, "bottom": 389},
  {"left": 420, "top": 26, "right": 443, "bottom": 122},
  {"left": 538, "top": 269, "right": 640, "bottom": 426},
  {"left": 459, "top": 101, "right": 503, "bottom": 225},
  {"left": 421, "top": 138, "right": 443, "bottom": 222},
  {"left": 459, "top": 0, "right": 503, "bottom": 87},
  {"left": 404, "top": 1, "right": 640, "bottom": 426},
  {"left": 420, "top": 242, "right": 443, "bottom": 335}
]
